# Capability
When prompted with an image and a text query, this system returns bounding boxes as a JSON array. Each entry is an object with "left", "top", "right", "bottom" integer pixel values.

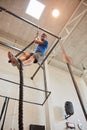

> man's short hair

[{"left": 42, "top": 33, "right": 47, "bottom": 37}]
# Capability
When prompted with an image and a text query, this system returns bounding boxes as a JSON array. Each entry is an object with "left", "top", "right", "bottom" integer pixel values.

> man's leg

[
  {"left": 8, "top": 52, "right": 22, "bottom": 70},
  {"left": 19, "top": 52, "right": 32, "bottom": 61},
  {"left": 22, "top": 55, "right": 36, "bottom": 66}
]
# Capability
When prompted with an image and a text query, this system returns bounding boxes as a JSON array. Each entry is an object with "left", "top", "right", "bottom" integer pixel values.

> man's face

[{"left": 41, "top": 34, "right": 47, "bottom": 40}]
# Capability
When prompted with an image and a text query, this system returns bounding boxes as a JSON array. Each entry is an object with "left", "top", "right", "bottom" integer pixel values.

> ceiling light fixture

[{"left": 52, "top": 9, "right": 60, "bottom": 18}]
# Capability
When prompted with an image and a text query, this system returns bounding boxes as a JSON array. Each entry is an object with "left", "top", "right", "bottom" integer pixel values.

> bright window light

[{"left": 26, "top": 0, "right": 45, "bottom": 20}]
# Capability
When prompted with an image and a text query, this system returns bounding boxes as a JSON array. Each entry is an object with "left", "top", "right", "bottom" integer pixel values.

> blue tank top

[{"left": 35, "top": 40, "right": 48, "bottom": 55}]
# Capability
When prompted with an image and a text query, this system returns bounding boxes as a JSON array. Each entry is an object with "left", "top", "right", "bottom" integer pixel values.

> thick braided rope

[{"left": 18, "top": 61, "right": 24, "bottom": 130}]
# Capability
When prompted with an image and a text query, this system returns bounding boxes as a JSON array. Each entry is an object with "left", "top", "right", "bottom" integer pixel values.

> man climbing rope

[{"left": 8, "top": 33, "right": 49, "bottom": 69}]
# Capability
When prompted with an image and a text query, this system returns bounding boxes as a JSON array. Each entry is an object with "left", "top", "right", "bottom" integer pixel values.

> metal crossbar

[{"left": 0, "top": 77, "right": 51, "bottom": 106}]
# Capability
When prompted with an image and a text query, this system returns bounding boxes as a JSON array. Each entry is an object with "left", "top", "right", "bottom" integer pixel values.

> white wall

[
  {"left": 0, "top": 45, "right": 46, "bottom": 130},
  {"left": 46, "top": 65, "right": 87, "bottom": 130},
  {"left": 0, "top": 44, "right": 87, "bottom": 130}
]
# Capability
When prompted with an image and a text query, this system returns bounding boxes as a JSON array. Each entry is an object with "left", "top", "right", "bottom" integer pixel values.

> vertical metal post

[
  {"left": 67, "top": 63, "right": 87, "bottom": 120},
  {"left": 1, "top": 98, "right": 9, "bottom": 130},
  {"left": 43, "top": 63, "right": 48, "bottom": 97},
  {"left": 0, "top": 97, "right": 7, "bottom": 121},
  {"left": 42, "top": 62, "right": 49, "bottom": 105}
]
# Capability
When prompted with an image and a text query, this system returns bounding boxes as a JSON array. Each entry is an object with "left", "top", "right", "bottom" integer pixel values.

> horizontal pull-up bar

[
  {"left": 0, "top": 77, "right": 50, "bottom": 93},
  {"left": 0, "top": 94, "right": 42, "bottom": 106},
  {"left": 0, "top": 6, "right": 60, "bottom": 39},
  {"left": 0, "top": 77, "right": 51, "bottom": 105}
]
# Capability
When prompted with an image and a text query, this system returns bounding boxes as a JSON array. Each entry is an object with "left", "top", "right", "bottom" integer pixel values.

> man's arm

[{"left": 34, "top": 37, "right": 43, "bottom": 45}]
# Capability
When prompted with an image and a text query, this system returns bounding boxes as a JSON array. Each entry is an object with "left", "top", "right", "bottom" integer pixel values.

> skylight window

[{"left": 26, "top": 0, "right": 45, "bottom": 20}]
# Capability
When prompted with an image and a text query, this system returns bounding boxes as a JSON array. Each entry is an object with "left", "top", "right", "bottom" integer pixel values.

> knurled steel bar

[{"left": 0, "top": 6, "right": 60, "bottom": 39}]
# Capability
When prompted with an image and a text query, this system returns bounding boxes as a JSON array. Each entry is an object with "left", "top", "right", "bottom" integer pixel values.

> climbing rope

[{"left": 18, "top": 60, "right": 24, "bottom": 130}]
